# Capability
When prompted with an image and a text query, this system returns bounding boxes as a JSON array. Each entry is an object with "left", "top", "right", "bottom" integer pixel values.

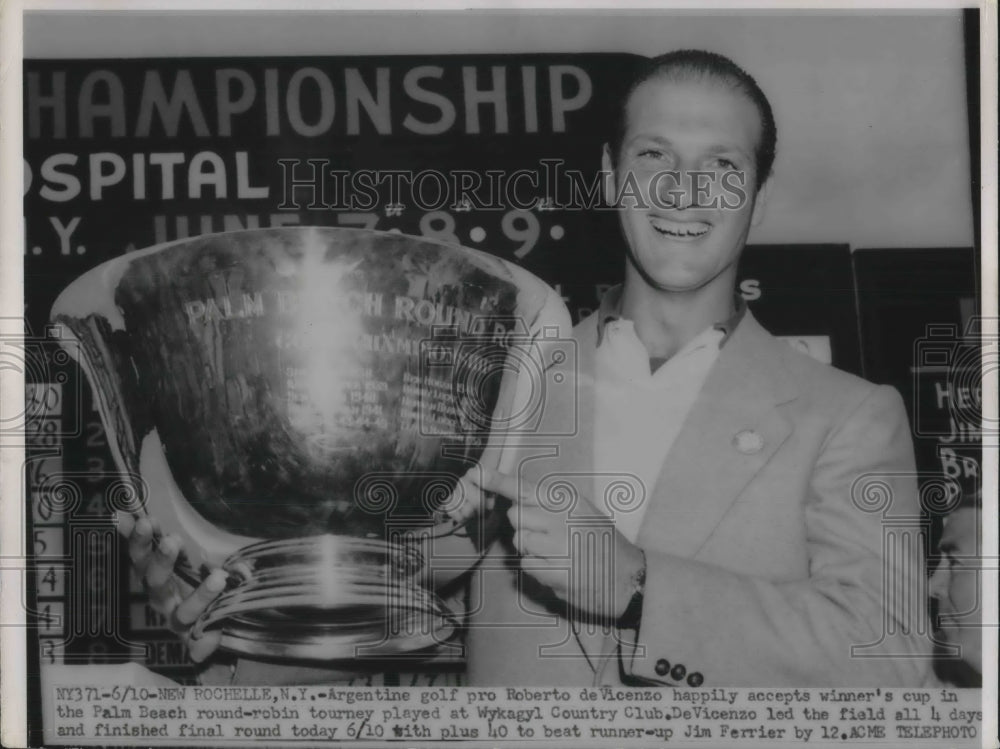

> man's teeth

[{"left": 650, "top": 218, "right": 710, "bottom": 238}]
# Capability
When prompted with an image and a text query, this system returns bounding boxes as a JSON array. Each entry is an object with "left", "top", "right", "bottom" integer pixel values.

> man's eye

[
  {"left": 637, "top": 149, "right": 665, "bottom": 160},
  {"left": 938, "top": 554, "right": 958, "bottom": 571},
  {"left": 710, "top": 157, "right": 739, "bottom": 170}
]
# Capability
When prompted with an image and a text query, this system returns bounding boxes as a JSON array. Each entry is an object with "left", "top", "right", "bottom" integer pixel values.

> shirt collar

[{"left": 595, "top": 284, "right": 747, "bottom": 348}]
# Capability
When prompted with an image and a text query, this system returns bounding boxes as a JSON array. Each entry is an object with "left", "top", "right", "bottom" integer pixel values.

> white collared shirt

[{"left": 592, "top": 319, "right": 724, "bottom": 543}]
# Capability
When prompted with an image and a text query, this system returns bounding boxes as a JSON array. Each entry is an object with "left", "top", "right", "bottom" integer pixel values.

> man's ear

[
  {"left": 750, "top": 177, "right": 772, "bottom": 227},
  {"left": 601, "top": 143, "right": 618, "bottom": 208}
]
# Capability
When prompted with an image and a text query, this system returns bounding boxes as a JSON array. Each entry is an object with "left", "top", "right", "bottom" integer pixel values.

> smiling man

[{"left": 452, "top": 50, "right": 931, "bottom": 686}]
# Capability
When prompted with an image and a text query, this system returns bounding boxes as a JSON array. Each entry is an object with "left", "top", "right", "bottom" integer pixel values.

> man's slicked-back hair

[{"left": 610, "top": 49, "right": 778, "bottom": 189}]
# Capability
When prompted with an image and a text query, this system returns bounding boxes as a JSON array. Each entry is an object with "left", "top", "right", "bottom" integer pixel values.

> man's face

[
  {"left": 603, "top": 75, "right": 768, "bottom": 294},
  {"left": 929, "top": 508, "right": 982, "bottom": 670}
]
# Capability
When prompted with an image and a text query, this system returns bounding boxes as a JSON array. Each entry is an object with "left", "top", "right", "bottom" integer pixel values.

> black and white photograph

[{"left": 0, "top": 2, "right": 996, "bottom": 748}]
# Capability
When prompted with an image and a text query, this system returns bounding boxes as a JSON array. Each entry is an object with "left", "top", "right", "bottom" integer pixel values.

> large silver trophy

[{"left": 51, "top": 227, "right": 570, "bottom": 663}]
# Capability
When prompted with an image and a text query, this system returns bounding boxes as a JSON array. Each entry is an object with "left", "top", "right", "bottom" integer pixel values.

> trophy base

[{"left": 187, "top": 534, "right": 459, "bottom": 663}]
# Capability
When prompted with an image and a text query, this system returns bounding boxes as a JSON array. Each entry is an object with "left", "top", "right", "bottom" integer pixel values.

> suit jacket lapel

[{"left": 635, "top": 313, "right": 799, "bottom": 558}]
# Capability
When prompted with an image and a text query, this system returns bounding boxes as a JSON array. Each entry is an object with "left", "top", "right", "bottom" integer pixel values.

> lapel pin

[{"left": 733, "top": 429, "right": 764, "bottom": 455}]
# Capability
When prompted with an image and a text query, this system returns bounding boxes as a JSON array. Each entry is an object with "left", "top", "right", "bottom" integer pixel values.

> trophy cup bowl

[{"left": 50, "top": 227, "right": 570, "bottom": 663}]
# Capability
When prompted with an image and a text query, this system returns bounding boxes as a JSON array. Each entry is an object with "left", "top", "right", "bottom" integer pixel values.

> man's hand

[
  {"left": 114, "top": 511, "right": 226, "bottom": 663},
  {"left": 447, "top": 465, "right": 646, "bottom": 624}
]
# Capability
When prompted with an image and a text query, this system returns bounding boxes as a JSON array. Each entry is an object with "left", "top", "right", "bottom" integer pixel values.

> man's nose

[
  {"left": 928, "top": 561, "right": 950, "bottom": 601},
  {"left": 654, "top": 169, "right": 708, "bottom": 211}
]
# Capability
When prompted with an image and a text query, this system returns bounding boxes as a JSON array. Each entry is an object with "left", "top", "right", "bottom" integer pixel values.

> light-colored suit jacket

[{"left": 467, "top": 309, "right": 931, "bottom": 686}]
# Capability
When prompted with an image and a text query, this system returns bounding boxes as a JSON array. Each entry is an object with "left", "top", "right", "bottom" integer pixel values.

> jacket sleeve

[{"left": 622, "top": 385, "right": 932, "bottom": 686}]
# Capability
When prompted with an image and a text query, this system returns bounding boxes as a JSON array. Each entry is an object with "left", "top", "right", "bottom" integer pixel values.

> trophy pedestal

[{"left": 185, "top": 535, "right": 457, "bottom": 662}]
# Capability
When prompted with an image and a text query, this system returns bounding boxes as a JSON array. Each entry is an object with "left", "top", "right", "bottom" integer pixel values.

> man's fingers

[
  {"left": 445, "top": 466, "right": 510, "bottom": 522},
  {"left": 114, "top": 510, "right": 135, "bottom": 539},
  {"left": 444, "top": 473, "right": 481, "bottom": 523},
  {"left": 512, "top": 529, "right": 528, "bottom": 555},
  {"left": 512, "top": 530, "right": 546, "bottom": 558},
  {"left": 470, "top": 466, "right": 537, "bottom": 505},
  {"left": 146, "top": 580, "right": 182, "bottom": 618},
  {"left": 145, "top": 535, "right": 181, "bottom": 590},
  {"left": 128, "top": 517, "right": 155, "bottom": 571},
  {"left": 187, "top": 630, "right": 222, "bottom": 664},
  {"left": 507, "top": 505, "right": 553, "bottom": 534},
  {"left": 471, "top": 466, "right": 520, "bottom": 501},
  {"left": 173, "top": 569, "right": 228, "bottom": 628}
]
